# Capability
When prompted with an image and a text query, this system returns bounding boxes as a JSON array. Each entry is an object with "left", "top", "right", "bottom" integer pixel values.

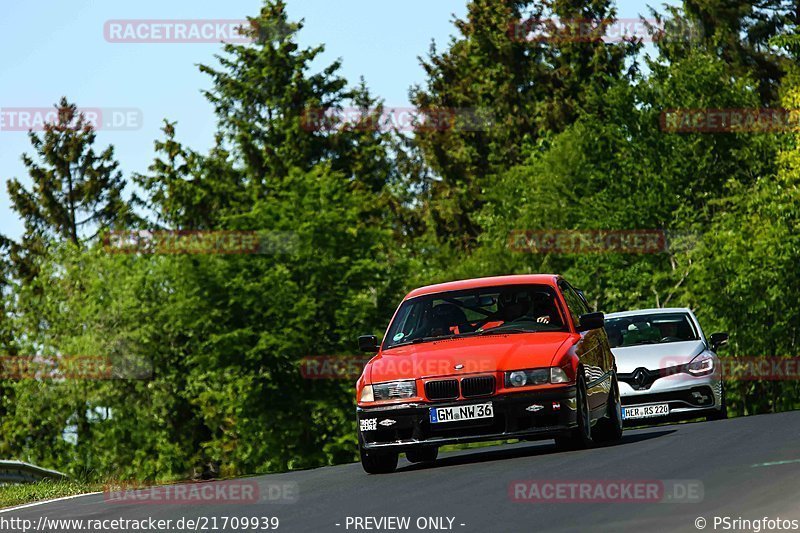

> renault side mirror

[{"left": 709, "top": 332, "right": 729, "bottom": 351}]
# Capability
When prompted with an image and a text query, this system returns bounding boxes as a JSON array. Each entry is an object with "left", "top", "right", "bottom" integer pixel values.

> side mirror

[
  {"left": 709, "top": 332, "right": 729, "bottom": 351},
  {"left": 358, "top": 335, "right": 380, "bottom": 353},
  {"left": 576, "top": 312, "right": 605, "bottom": 332}
]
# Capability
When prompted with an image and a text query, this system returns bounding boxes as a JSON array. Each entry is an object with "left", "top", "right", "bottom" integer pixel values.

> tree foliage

[{"left": 0, "top": 0, "right": 798, "bottom": 481}]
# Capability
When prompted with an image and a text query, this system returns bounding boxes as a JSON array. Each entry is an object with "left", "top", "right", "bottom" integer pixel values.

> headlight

[
  {"left": 686, "top": 353, "right": 714, "bottom": 376},
  {"left": 508, "top": 371, "right": 528, "bottom": 387},
  {"left": 359, "top": 385, "right": 374, "bottom": 402},
  {"left": 505, "top": 368, "right": 549, "bottom": 387},
  {"left": 550, "top": 367, "right": 570, "bottom": 383},
  {"left": 372, "top": 380, "right": 417, "bottom": 400}
]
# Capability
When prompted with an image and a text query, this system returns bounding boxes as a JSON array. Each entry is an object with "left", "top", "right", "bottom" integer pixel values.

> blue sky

[{"left": 0, "top": 0, "right": 662, "bottom": 240}]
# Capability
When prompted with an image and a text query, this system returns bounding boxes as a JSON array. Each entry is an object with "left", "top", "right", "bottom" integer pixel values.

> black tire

[
  {"left": 360, "top": 446, "right": 398, "bottom": 474},
  {"left": 406, "top": 447, "right": 438, "bottom": 464},
  {"left": 593, "top": 371, "right": 623, "bottom": 444},
  {"left": 555, "top": 370, "right": 593, "bottom": 450},
  {"left": 707, "top": 382, "right": 728, "bottom": 421}
]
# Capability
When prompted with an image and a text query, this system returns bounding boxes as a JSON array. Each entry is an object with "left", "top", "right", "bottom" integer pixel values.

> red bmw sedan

[{"left": 356, "top": 275, "right": 623, "bottom": 474}]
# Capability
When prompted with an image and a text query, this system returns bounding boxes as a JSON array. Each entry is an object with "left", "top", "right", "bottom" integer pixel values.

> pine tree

[
  {"left": 7, "top": 97, "right": 133, "bottom": 247},
  {"left": 134, "top": 121, "right": 245, "bottom": 229},
  {"left": 410, "top": 0, "right": 639, "bottom": 247},
  {"left": 3, "top": 98, "right": 136, "bottom": 470},
  {"left": 653, "top": 0, "right": 797, "bottom": 104},
  {"left": 198, "top": 1, "right": 396, "bottom": 199}
]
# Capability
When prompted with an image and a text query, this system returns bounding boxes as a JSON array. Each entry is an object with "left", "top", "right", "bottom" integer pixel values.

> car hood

[
  {"left": 612, "top": 340, "right": 706, "bottom": 373},
  {"left": 367, "top": 332, "right": 576, "bottom": 383}
]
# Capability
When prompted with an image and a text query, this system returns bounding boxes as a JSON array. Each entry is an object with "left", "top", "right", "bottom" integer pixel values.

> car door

[{"left": 558, "top": 280, "right": 610, "bottom": 412}]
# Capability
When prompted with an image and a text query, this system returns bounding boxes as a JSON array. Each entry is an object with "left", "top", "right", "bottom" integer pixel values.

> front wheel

[
  {"left": 593, "top": 371, "right": 623, "bottom": 444},
  {"left": 555, "top": 370, "right": 593, "bottom": 450},
  {"left": 360, "top": 446, "right": 398, "bottom": 474},
  {"left": 707, "top": 382, "right": 728, "bottom": 421}
]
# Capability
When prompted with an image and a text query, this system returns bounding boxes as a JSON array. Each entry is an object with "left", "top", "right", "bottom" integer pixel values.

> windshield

[
  {"left": 604, "top": 312, "right": 699, "bottom": 348},
  {"left": 383, "top": 284, "right": 568, "bottom": 350}
]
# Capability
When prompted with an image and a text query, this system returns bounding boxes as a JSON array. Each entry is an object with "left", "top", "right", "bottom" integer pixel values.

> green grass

[{"left": 0, "top": 480, "right": 102, "bottom": 510}]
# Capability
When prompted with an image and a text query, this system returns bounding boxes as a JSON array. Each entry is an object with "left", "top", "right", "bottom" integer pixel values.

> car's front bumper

[
  {"left": 618, "top": 371, "right": 723, "bottom": 423},
  {"left": 357, "top": 387, "right": 577, "bottom": 451}
]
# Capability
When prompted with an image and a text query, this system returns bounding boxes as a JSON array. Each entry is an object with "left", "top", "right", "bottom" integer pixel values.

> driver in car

[
  {"left": 482, "top": 290, "right": 559, "bottom": 330},
  {"left": 531, "top": 292, "right": 558, "bottom": 324}
]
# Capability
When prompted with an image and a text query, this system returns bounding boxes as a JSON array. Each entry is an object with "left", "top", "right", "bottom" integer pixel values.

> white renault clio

[{"left": 604, "top": 308, "right": 728, "bottom": 424}]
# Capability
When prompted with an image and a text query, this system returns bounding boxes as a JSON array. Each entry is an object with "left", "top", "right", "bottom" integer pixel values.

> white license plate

[
  {"left": 622, "top": 404, "right": 670, "bottom": 420},
  {"left": 429, "top": 402, "right": 493, "bottom": 424}
]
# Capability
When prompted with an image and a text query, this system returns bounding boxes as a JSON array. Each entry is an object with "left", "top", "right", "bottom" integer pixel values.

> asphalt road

[{"left": 4, "top": 411, "right": 800, "bottom": 533}]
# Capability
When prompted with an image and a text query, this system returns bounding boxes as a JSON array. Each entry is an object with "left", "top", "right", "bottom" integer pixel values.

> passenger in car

[
  {"left": 428, "top": 303, "right": 469, "bottom": 336},
  {"left": 622, "top": 322, "right": 662, "bottom": 346}
]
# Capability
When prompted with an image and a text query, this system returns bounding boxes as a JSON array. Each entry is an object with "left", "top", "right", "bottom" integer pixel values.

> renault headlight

[{"left": 686, "top": 353, "right": 714, "bottom": 376}]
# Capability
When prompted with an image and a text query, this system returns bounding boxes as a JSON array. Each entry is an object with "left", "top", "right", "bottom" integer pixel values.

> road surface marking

[
  {"left": 0, "top": 492, "right": 101, "bottom": 514},
  {"left": 751, "top": 459, "right": 800, "bottom": 468}
]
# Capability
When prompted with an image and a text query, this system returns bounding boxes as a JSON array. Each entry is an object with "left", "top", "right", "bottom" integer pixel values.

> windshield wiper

[
  {"left": 477, "top": 328, "right": 532, "bottom": 336},
  {"left": 387, "top": 328, "right": 533, "bottom": 348},
  {"left": 387, "top": 334, "right": 458, "bottom": 349}
]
